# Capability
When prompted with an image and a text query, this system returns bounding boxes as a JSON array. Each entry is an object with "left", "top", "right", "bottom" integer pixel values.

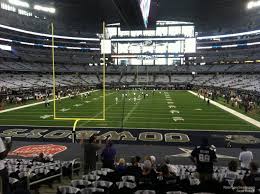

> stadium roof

[
  {"left": 58, "top": 0, "right": 250, "bottom": 30},
  {"left": 5, "top": 0, "right": 251, "bottom": 32}
]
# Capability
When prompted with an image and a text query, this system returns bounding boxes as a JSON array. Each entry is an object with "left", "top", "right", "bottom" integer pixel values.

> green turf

[{"left": 0, "top": 90, "right": 259, "bottom": 131}]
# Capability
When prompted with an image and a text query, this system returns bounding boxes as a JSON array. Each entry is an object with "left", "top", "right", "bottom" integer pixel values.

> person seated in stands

[
  {"left": 0, "top": 137, "right": 12, "bottom": 194},
  {"left": 126, "top": 156, "right": 142, "bottom": 178},
  {"left": 101, "top": 140, "right": 116, "bottom": 169},
  {"left": 164, "top": 156, "right": 178, "bottom": 175},
  {"left": 243, "top": 162, "right": 260, "bottom": 191},
  {"left": 115, "top": 158, "right": 127, "bottom": 175},
  {"left": 225, "top": 160, "right": 240, "bottom": 180},
  {"left": 193, "top": 170, "right": 222, "bottom": 194},
  {"left": 33, "top": 152, "right": 52, "bottom": 163},
  {"left": 138, "top": 160, "right": 157, "bottom": 190},
  {"left": 222, "top": 160, "right": 243, "bottom": 193},
  {"left": 150, "top": 155, "right": 157, "bottom": 169},
  {"left": 157, "top": 164, "right": 180, "bottom": 193}
]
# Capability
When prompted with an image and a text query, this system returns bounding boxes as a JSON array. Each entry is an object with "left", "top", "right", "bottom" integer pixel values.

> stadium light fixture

[
  {"left": 34, "top": 5, "right": 55, "bottom": 14},
  {"left": 247, "top": 1, "right": 260, "bottom": 9},
  {"left": 8, "top": 0, "right": 29, "bottom": 8},
  {"left": 0, "top": 24, "right": 99, "bottom": 41}
]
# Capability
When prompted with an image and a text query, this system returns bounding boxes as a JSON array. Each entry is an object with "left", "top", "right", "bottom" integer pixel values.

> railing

[
  {"left": 27, "top": 162, "right": 62, "bottom": 190},
  {"left": 71, "top": 158, "right": 81, "bottom": 179},
  {"left": 0, "top": 176, "right": 2, "bottom": 194}
]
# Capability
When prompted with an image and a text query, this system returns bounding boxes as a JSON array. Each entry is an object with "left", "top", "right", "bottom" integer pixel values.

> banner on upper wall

[{"left": 0, "top": 126, "right": 260, "bottom": 148}]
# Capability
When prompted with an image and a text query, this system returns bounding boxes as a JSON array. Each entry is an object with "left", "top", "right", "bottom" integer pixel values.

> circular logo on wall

[{"left": 8, "top": 144, "right": 67, "bottom": 158}]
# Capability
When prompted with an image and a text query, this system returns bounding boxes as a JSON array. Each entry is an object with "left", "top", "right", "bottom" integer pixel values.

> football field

[{"left": 0, "top": 90, "right": 259, "bottom": 131}]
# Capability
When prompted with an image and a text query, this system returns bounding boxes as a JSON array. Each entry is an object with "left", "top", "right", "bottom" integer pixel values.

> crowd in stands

[
  {"left": 198, "top": 86, "right": 260, "bottom": 114},
  {"left": 0, "top": 121, "right": 259, "bottom": 194},
  {"left": 53, "top": 136, "right": 260, "bottom": 194}
]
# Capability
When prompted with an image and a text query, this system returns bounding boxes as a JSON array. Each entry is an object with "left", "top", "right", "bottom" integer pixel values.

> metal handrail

[
  {"left": 0, "top": 176, "right": 2, "bottom": 194},
  {"left": 27, "top": 161, "right": 62, "bottom": 190},
  {"left": 71, "top": 158, "right": 81, "bottom": 179}
]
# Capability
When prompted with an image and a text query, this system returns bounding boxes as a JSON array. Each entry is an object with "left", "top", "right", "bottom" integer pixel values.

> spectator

[
  {"left": 225, "top": 160, "right": 240, "bottom": 180},
  {"left": 116, "top": 158, "right": 127, "bottom": 175},
  {"left": 80, "top": 134, "right": 103, "bottom": 174},
  {"left": 239, "top": 145, "right": 253, "bottom": 170},
  {"left": 164, "top": 156, "right": 178, "bottom": 175},
  {"left": 0, "top": 137, "right": 12, "bottom": 194},
  {"left": 157, "top": 164, "right": 180, "bottom": 193},
  {"left": 191, "top": 138, "right": 217, "bottom": 180},
  {"left": 243, "top": 162, "right": 260, "bottom": 190},
  {"left": 126, "top": 156, "right": 142, "bottom": 178},
  {"left": 101, "top": 140, "right": 116, "bottom": 169},
  {"left": 33, "top": 153, "right": 52, "bottom": 163},
  {"left": 138, "top": 160, "right": 157, "bottom": 190},
  {"left": 150, "top": 155, "right": 156, "bottom": 168}
]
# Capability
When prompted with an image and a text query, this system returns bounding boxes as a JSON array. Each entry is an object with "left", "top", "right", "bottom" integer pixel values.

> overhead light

[
  {"left": 8, "top": 0, "right": 29, "bottom": 8},
  {"left": 34, "top": 5, "right": 55, "bottom": 14},
  {"left": 247, "top": 1, "right": 260, "bottom": 9}
]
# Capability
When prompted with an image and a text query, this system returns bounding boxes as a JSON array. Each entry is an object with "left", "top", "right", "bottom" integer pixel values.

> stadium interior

[{"left": 1, "top": 0, "right": 260, "bottom": 194}]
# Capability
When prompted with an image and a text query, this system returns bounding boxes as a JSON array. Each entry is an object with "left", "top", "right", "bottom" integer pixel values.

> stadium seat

[
  {"left": 57, "top": 186, "right": 80, "bottom": 194},
  {"left": 134, "top": 190, "right": 156, "bottom": 194},
  {"left": 71, "top": 179, "right": 92, "bottom": 189}
]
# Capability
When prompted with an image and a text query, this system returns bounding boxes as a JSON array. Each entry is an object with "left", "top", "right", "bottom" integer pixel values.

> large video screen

[{"left": 139, "top": 0, "right": 151, "bottom": 28}]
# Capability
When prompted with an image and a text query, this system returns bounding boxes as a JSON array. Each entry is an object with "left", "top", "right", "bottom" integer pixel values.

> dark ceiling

[{"left": 49, "top": 0, "right": 252, "bottom": 32}]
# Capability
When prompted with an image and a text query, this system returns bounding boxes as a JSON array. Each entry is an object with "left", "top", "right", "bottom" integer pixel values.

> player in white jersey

[
  {"left": 57, "top": 93, "right": 61, "bottom": 101},
  {"left": 115, "top": 97, "right": 118, "bottom": 104},
  {"left": 134, "top": 97, "right": 137, "bottom": 104}
]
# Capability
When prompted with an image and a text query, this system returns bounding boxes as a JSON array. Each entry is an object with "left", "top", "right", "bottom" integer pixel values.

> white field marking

[
  {"left": 78, "top": 92, "right": 116, "bottom": 127},
  {"left": 60, "top": 108, "right": 70, "bottom": 112},
  {"left": 170, "top": 110, "right": 180, "bottom": 114},
  {"left": 172, "top": 117, "right": 184, "bottom": 122},
  {"left": 195, "top": 108, "right": 202, "bottom": 111},
  {"left": 170, "top": 148, "right": 236, "bottom": 159},
  {"left": 123, "top": 101, "right": 141, "bottom": 123},
  {"left": 189, "top": 90, "right": 260, "bottom": 128},
  {"left": 167, "top": 102, "right": 174, "bottom": 104},
  {"left": 0, "top": 90, "right": 98, "bottom": 114},
  {"left": 40, "top": 115, "right": 54, "bottom": 119},
  {"left": 73, "top": 104, "right": 83, "bottom": 107},
  {"left": 169, "top": 105, "right": 176, "bottom": 109},
  {"left": 85, "top": 101, "right": 91, "bottom": 103}
]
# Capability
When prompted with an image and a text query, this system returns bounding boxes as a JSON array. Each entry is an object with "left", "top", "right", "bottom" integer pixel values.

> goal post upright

[{"left": 51, "top": 22, "right": 107, "bottom": 142}]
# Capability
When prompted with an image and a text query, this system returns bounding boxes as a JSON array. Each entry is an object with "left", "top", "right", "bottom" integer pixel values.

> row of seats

[
  {"left": 57, "top": 164, "right": 255, "bottom": 194},
  {"left": 0, "top": 73, "right": 259, "bottom": 92},
  {"left": 4, "top": 158, "right": 80, "bottom": 192}
]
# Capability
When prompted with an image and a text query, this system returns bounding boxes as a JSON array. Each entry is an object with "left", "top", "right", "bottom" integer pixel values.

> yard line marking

[
  {"left": 189, "top": 90, "right": 260, "bottom": 129},
  {"left": 73, "top": 104, "right": 83, "bottom": 107},
  {"left": 172, "top": 117, "right": 184, "bottom": 122},
  {"left": 60, "top": 108, "right": 70, "bottom": 112},
  {"left": 170, "top": 110, "right": 180, "bottom": 114},
  {"left": 40, "top": 115, "right": 54, "bottom": 119},
  {"left": 0, "top": 90, "right": 98, "bottom": 114},
  {"left": 123, "top": 100, "right": 141, "bottom": 123}
]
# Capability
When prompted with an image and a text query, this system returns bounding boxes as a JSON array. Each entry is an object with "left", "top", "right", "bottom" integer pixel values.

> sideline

[
  {"left": 0, "top": 90, "right": 98, "bottom": 114},
  {"left": 188, "top": 90, "right": 260, "bottom": 129}
]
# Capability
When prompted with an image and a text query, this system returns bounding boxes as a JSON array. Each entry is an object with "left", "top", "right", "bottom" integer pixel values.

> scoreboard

[{"left": 107, "top": 21, "right": 196, "bottom": 65}]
